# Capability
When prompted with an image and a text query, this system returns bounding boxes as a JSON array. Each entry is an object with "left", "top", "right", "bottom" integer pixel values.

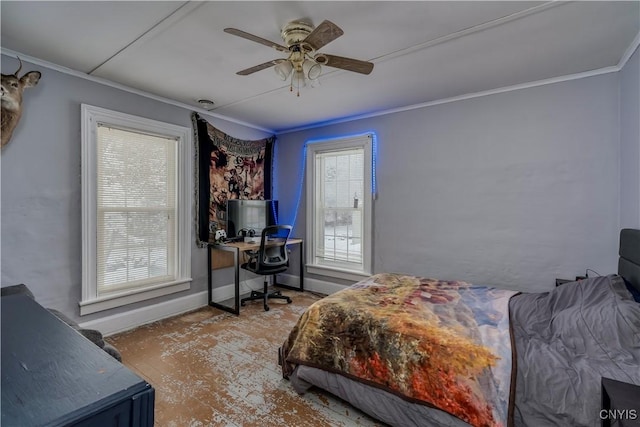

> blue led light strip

[
  {"left": 289, "top": 143, "right": 308, "bottom": 231},
  {"left": 289, "top": 131, "right": 378, "bottom": 231},
  {"left": 371, "top": 132, "right": 378, "bottom": 197},
  {"left": 271, "top": 200, "right": 279, "bottom": 225}
]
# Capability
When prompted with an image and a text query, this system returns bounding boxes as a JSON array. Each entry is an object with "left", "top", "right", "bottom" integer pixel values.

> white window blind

[
  {"left": 315, "top": 148, "right": 364, "bottom": 266},
  {"left": 81, "top": 104, "right": 192, "bottom": 315},
  {"left": 306, "top": 133, "right": 373, "bottom": 280},
  {"left": 96, "top": 125, "right": 178, "bottom": 295}
]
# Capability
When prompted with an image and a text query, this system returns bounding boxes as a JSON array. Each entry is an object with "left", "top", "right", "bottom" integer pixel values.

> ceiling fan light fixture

[
  {"left": 290, "top": 69, "right": 307, "bottom": 97},
  {"left": 302, "top": 58, "right": 322, "bottom": 80},
  {"left": 274, "top": 60, "right": 293, "bottom": 80},
  {"left": 225, "top": 19, "right": 374, "bottom": 97},
  {"left": 294, "top": 70, "right": 306, "bottom": 87}
]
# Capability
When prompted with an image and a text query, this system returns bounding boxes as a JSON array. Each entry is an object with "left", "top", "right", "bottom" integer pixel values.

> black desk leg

[
  {"left": 207, "top": 245, "right": 240, "bottom": 315},
  {"left": 234, "top": 247, "right": 240, "bottom": 314},
  {"left": 299, "top": 239, "right": 304, "bottom": 291},
  {"left": 207, "top": 245, "right": 212, "bottom": 304}
]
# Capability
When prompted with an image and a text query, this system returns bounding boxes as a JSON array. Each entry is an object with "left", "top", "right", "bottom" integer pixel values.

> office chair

[{"left": 240, "top": 224, "right": 293, "bottom": 311}]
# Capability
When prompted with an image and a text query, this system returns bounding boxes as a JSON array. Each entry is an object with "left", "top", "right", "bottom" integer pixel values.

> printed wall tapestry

[{"left": 192, "top": 112, "right": 275, "bottom": 245}]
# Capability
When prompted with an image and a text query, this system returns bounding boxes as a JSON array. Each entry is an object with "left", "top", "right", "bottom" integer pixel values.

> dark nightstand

[
  {"left": 555, "top": 276, "right": 588, "bottom": 287},
  {"left": 601, "top": 377, "right": 640, "bottom": 427}
]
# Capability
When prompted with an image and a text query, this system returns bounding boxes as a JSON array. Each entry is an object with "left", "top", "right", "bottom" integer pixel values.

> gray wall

[
  {"left": 620, "top": 47, "right": 640, "bottom": 229},
  {"left": 2, "top": 51, "right": 636, "bottom": 323},
  {"left": 0, "top": 55, "right": 271, "bottom": 323},
  {"left": 275, "top": 73, "right": 623, "bottom": 292}
]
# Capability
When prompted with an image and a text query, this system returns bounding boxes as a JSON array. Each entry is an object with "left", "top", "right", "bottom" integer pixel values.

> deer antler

[{"left": 14, "top": 57, "right": 23, "bottom": 77}]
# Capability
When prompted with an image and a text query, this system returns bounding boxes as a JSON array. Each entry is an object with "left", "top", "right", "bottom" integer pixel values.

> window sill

[
  {"left": 306, "top": 265, "right": 371, "bottom": 282},
  {"left": 79, "top": 279, "right": 191, "bottom": 316}
]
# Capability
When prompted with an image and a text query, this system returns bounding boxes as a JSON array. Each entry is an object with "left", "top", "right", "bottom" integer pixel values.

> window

[
  {"left": 80, "top": 105, "right": 192, "bottom": 315},
  {"left": 306, "top": 133, "right": 374, "bottom": 280}
]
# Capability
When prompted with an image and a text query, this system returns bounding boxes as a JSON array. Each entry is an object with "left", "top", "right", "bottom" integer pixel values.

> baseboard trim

[
  {"left": 277, "top": 273, "right": 347, "bottom": 296},
  {"left": 80, "top": 277, "right": 265, "bottom": 336},
  {"left": 80, "top": 275, "right": 347, "bottom": 336}
]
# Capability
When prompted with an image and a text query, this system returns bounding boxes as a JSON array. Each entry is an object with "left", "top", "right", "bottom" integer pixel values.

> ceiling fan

[{"left": 224, "top": 20, "right": 374, "bottom": 96}]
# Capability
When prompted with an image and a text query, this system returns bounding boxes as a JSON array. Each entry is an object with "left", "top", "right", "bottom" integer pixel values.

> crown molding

[
  {"left": 4, "top": 24, "right": 637, "bottom": 139},
  {"left": 0, "top": 47, "right": 275, "bottom": 134},
  {"left": 276, "top": 65, "right": 622, "bottom": 135},
  {"left": 276, "top": 19, "right": 639, "bottom": 135},
  {"left": 618, "top": 31, "right": 640, "bottom": 70}
]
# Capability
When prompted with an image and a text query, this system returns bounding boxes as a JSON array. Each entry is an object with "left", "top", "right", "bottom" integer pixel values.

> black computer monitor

[{"left": 225, "top": 199, "right": 278, "bottom": 239}]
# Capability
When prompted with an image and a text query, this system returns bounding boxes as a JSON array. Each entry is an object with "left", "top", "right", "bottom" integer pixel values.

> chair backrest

[{"left": 256, "top": 225, "right": 292, "bottom": 270}]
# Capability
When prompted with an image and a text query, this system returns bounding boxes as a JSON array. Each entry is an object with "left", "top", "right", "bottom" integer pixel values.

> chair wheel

[
  {"left": 264, "top": 305, "right": 270, "bottom": 311},
  {"left": 241, "top": 301, "right": 246, "bottom": 306},
  {"left": 286, "top": 298, "right": 292, "bottom": 304}
]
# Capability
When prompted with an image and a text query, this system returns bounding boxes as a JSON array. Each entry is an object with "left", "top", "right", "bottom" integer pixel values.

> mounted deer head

[{"left": 1, "top": 58, "right": 41, "bottom": 148}]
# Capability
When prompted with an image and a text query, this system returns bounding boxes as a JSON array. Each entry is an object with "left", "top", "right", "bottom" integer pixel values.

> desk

[{"left": 207, "top": 238, "right": 304, "bottom": 315}]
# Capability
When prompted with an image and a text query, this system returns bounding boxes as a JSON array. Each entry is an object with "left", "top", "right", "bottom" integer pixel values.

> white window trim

[
  {"left": 305, "top": 134, "right": 373, "bottom": 281},
  {"left": 80, "top": 104, "right": 192, "bottom": 315}
]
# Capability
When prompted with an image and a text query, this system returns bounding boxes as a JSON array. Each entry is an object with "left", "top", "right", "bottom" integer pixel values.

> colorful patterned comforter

[{"left": 281, "top": 273, "right": 519, "bottom": 427}]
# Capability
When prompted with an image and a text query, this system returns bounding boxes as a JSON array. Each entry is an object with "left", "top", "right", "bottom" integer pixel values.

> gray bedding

[
  {"left": 289, "top": 274, "right": 640, "bottom": 427},
  {"left": 511, "top": 274, "right": 640, "bottom": 426}
]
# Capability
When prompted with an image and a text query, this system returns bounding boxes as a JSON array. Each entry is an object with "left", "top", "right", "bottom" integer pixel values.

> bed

[{"left": 279, "top": 229, "right": 640, "bottom": 427}]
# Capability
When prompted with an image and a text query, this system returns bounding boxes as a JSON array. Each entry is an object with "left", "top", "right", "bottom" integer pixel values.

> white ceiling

[{"left": 1, "top": 1, "right": 638, "bottom": 133}]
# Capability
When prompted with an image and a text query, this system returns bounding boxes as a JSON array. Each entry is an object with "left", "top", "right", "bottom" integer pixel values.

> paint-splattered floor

[{"left": 108, "top": 289, "right": 387, "bottom": 427}]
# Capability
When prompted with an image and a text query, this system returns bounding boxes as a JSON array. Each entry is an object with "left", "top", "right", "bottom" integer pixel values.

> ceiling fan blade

[
  {"left": 303, "top": 20, "right": 344, "bottom": 51},
  {"left": 322, "top": 54, "right": 374, "bottom": 75},
  {"left": 236, "top": 60, "right": 282, "bottom": 76},
  {"left": 224, "top": 28, "right": 289, "bottom": 53}
]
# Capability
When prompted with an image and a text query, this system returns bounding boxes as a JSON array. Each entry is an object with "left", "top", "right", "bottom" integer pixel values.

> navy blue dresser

[{"left": 1, "top": 294, "right": 154, "bottom": 426}]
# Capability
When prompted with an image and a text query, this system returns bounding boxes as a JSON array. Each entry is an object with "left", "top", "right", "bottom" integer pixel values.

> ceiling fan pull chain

[{"left": 290, "top": 71, "right": 294, "bottom": 93}]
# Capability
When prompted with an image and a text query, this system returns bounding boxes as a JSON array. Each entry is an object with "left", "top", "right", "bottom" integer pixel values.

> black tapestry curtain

[{"left": 192, "top": 112, "right": 275, "bottom": 246}]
